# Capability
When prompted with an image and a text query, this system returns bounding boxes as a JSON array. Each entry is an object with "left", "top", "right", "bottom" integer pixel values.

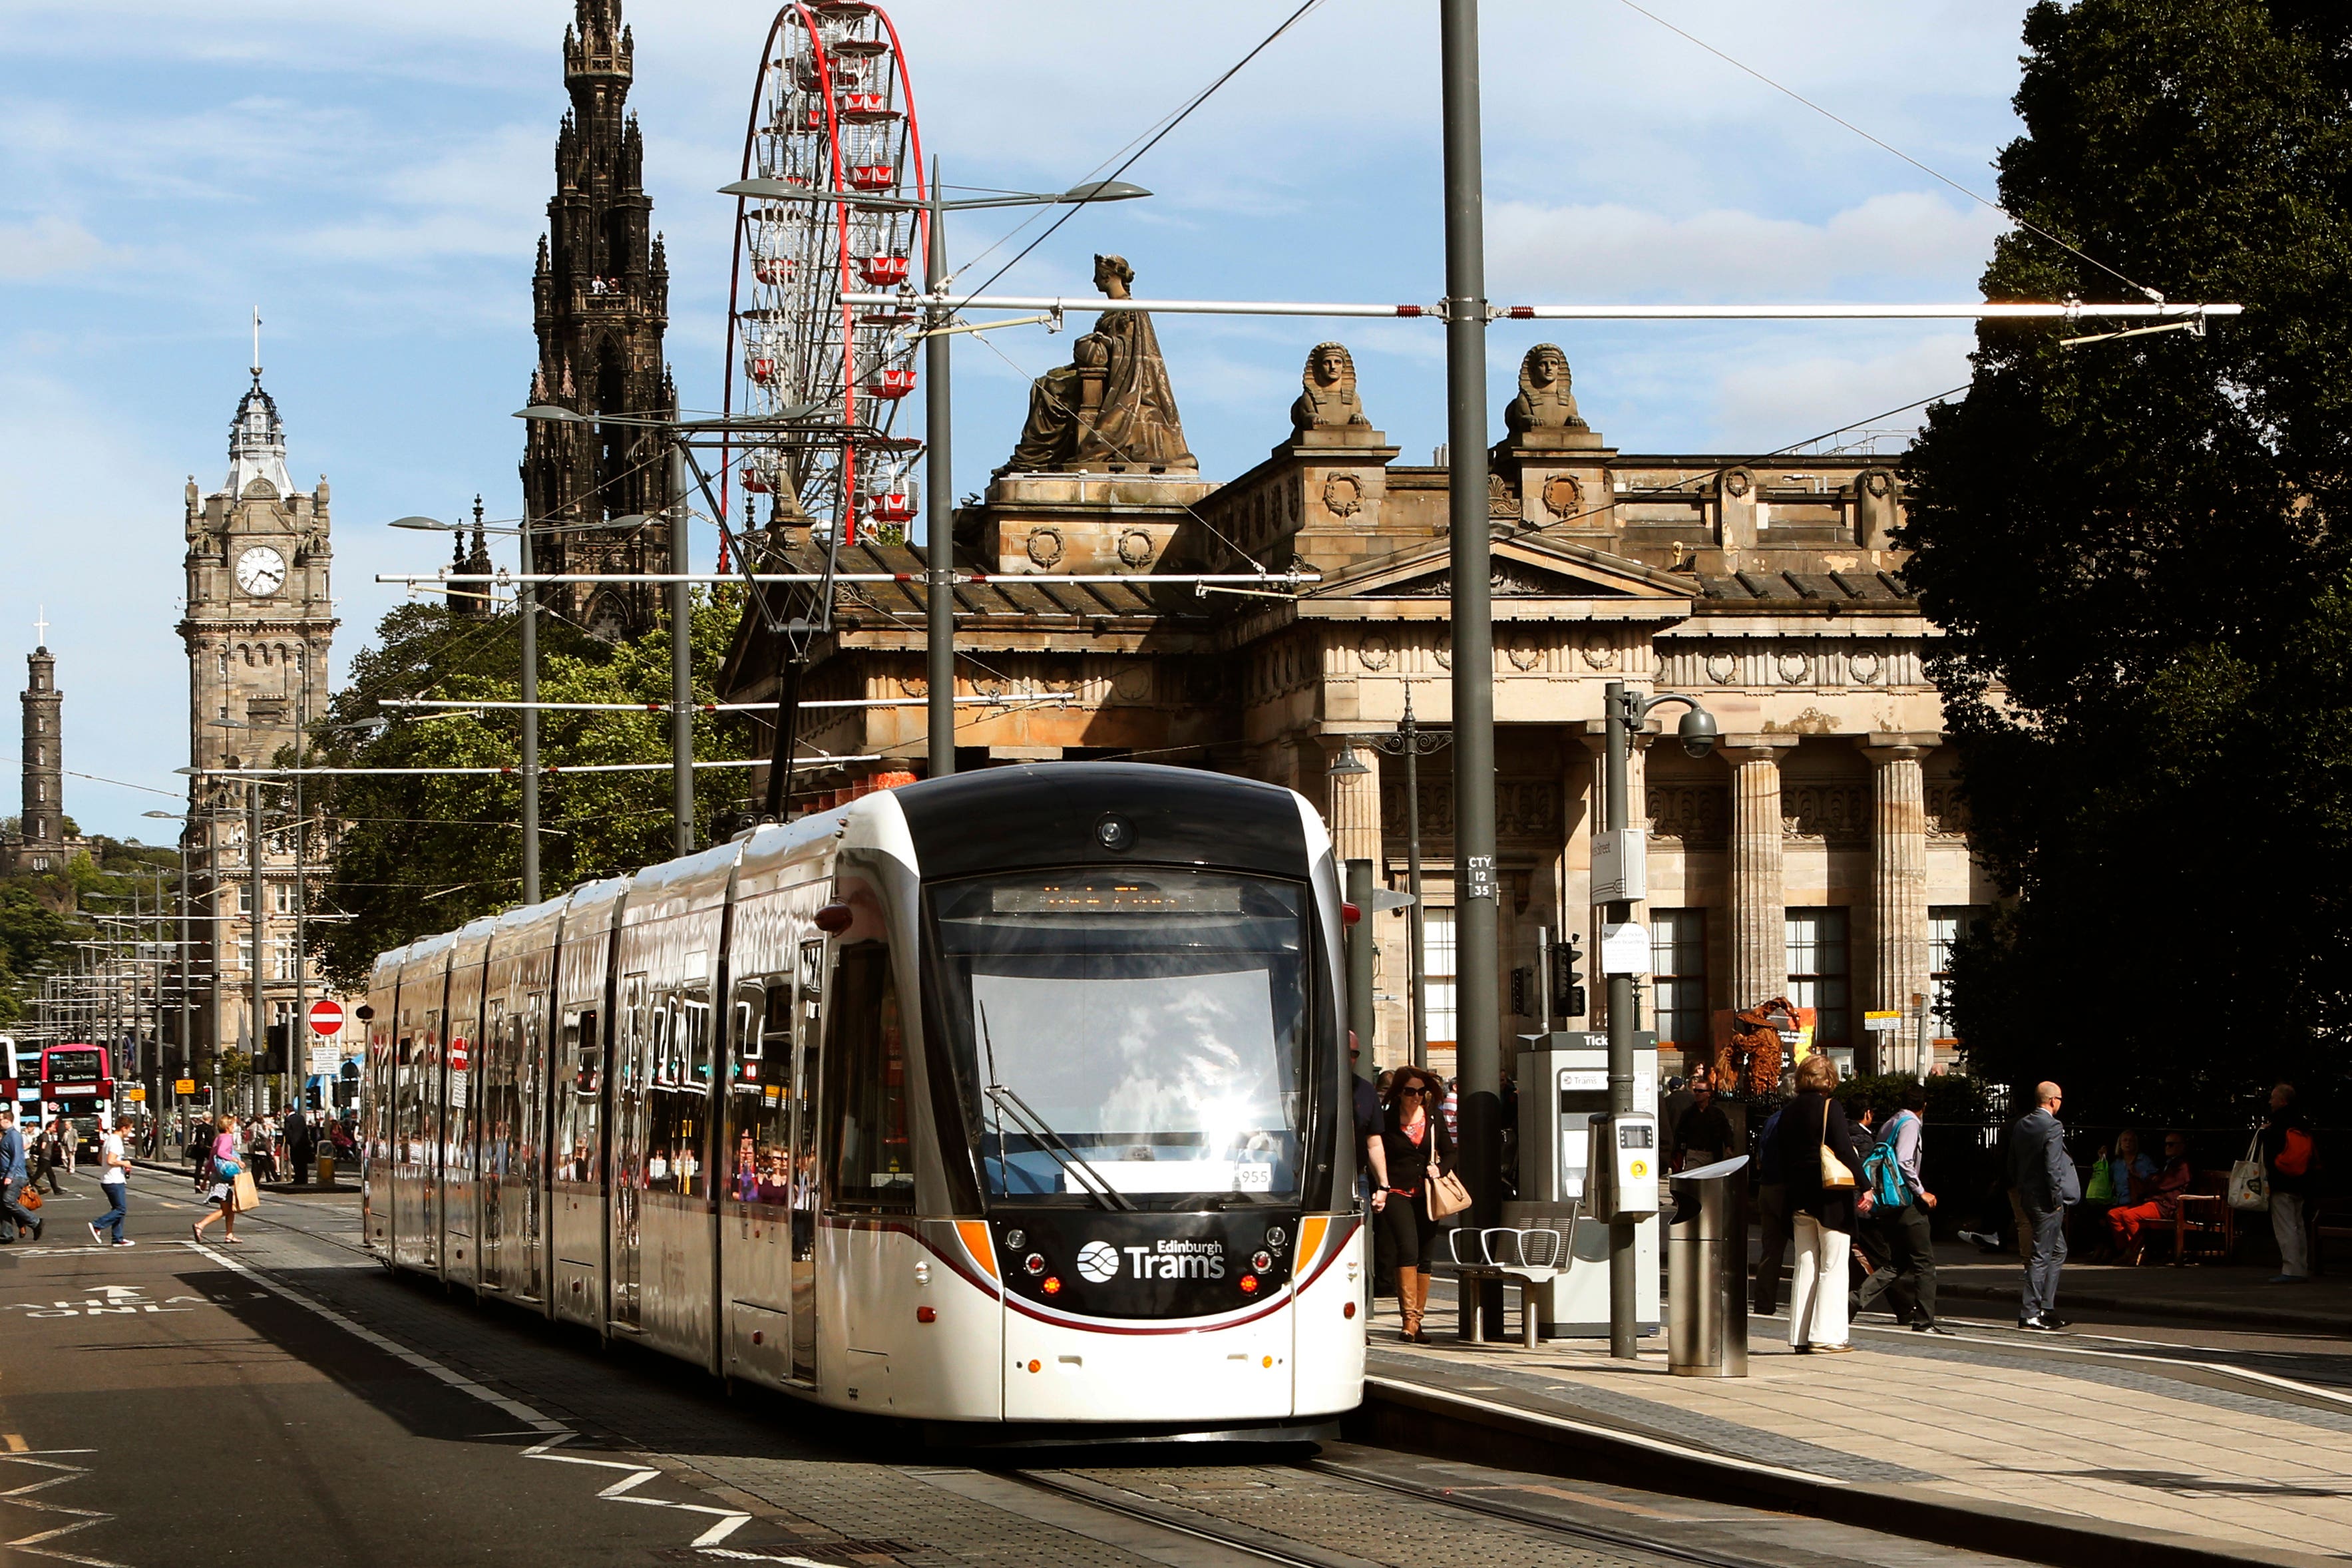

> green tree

[
  {"left": 311, "top": 594, "right": 755, "bottom": 991},
  {"left": 1900, "top": 1, "right": 2352, "bottom": 1124}
]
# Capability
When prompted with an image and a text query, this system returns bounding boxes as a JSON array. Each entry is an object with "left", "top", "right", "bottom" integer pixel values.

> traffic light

[
  {"left": 1509, "top": 967, "right": 1531, "bottom": 1016},
  {"left": 1555, "top": 934, "right": 1588, "bottom": 1019},
  {"left": 262, "top": 1022, "right": 292, "bottom": 1076}
]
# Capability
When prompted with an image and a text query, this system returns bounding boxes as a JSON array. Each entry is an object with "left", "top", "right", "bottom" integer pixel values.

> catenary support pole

[
  {"left": 926, "top": 157, "right": 957, "bottom": 779},
  {"left": 1440, "top": 0, "right": 1503, "bottom": 1341},
  {"left": 670, "top": 440, "right": 695, "bottom": 855},
  {"left": 1604, "top": 679, "right": 1637, "bottom": 1358},
  {"left": 177, "top": 859, "right": 192, "bottom": 1146},
  {"left": 519, "top": 511, "right": 541, "bottom": 904},
  {"left": 248, "top": 781, "right": 266, "bottom": 1121},
  {"left": 1402, "top": 689, "right": 1431, "bottom": 1073}
]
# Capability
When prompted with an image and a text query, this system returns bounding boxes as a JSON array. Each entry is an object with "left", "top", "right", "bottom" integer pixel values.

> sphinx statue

[
  {"left": 1290, "top": 341, "right": 1370, "bottom": 437},
  {"left": 1501, "top": 343, "right": 1589, "bottom": 437},
  {"left": 998, "top": 255, "right": 1197, "bottom": 475}
]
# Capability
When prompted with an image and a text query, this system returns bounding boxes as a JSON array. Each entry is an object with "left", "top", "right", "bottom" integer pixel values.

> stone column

[
  {"left": 1325, "top": 738, "right": 1385, "bottom": 869},
  {"left": 1866, "top": 735, "right": 1932, "bottom": 1067},
  {"left": 1724, "top": 738, "right": 1794, "bottom": 1010}
]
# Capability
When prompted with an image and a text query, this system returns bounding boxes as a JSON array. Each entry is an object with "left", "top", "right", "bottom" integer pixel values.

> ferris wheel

[{"left": 725, "top": 2, "right": 926, "bottom": 551}]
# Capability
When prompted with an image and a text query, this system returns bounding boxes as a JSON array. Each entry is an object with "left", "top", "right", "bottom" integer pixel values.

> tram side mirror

[
  {"left": 1677, "top": 707, "right": 1719, "bottom": 760},
  {"left": 815, "top": 903, "right": 854, "bottom": 936}
]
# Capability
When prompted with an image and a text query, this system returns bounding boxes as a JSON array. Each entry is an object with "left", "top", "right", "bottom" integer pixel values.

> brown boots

[{"left": 1395, "top": 1267, "right": 1434, "bottom": 1342}]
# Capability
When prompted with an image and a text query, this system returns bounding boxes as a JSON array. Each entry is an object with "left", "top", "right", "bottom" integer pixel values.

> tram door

[
  {"left": 518, "top": 992, "right": 547, "bottom": 1303},
  {"left": 480, "top": 997, "right": 508, "bottom": 1290},
  {"left": 720, "top": 973, "right": 795, "bottom": 1386},
  {"left": 610, "top": 972, "right": 652, "bottom": 1330},
  {"left": 551, "top": 1006, "right": 604, "bottom": 1325},
  {"left": 364, "top": 1015, "right": 393, "bottom": 1253},
  {"left": 790, "top": 938, "right": 825, "bottom": 1384}
]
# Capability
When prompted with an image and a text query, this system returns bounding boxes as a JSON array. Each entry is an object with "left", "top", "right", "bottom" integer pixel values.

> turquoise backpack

[{"left": 1861, "top": 1113, "right": 1912, "bottom": 1209}]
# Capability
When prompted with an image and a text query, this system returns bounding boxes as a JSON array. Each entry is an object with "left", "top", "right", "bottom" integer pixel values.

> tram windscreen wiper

[
  {"left": 978, "top": 996, "right": 1133, "bottom": 1213},
  {"left": 984, "top": 1082, "right": 1135, "bottom": 1213}
]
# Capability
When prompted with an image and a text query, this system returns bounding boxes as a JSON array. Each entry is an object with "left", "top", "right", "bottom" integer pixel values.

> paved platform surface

[
  {"left": 1925, "top": 1239, "right": 2352, "bottom": 1334},
  {"left": 1400, "top": 1273, "right": 2352, "bottom": 1565},
  {"left": 1, "top": 1172, "right": 2035, "bottom": 1568}
]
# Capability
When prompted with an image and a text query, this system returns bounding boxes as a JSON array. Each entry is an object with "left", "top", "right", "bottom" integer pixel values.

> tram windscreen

[{"left": 930, "top": 870, "right": 1306, "bottom": 1207}]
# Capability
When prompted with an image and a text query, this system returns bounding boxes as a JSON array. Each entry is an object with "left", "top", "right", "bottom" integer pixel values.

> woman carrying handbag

[
  {"left": 1370, "top": 1066, "right": 1459, "bottom": 1343},
  {"left": 1764, "top": 1052, "right": 1870, "bottom": 1353}
]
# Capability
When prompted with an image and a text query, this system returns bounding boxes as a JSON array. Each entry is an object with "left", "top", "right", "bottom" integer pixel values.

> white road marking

[
  {"left": 182, "top": 1241, "right": 750, "bottom": 1548},
  {"left": 0, "top": 1449, "right": 124, "bottom": 1567}
]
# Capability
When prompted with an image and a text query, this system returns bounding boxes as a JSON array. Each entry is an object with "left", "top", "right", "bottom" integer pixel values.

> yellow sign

[
  {"left": 1630, "top": 1160, "right": 1649, "bottom": 1179},
  {"left": 174, "top": 1079, "right": 196, "bottom": 1094},
  {"left": 125, "top": 1087, "right": 146, "bottom": 1101}
]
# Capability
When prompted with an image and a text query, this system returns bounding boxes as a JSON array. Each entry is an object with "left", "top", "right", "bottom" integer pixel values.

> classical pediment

[{"left": 1301, "top": 534, "right": 1693, "bottom": 616}]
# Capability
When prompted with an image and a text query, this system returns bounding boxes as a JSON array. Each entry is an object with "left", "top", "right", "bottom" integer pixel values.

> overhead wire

[{"left": 1613, "top": 0, "right": 2160, "bottom": 303}]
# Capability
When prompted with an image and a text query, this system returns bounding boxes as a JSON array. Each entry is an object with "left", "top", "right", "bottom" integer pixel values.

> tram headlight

[
  {"left": 1042, "top": 1276, "right": 1063, "bottom": 1295},
  {"left": 1251, "top": 1250, "right": 1273, "bottom": 1273},
  {"left": 1093, "top": 814, "right": 1135, "bottom": 852},
  {"left": 1024, "top": 1252, "right": 1046, "bottom": 1276},
  {"left": 1239, "top": 1274, "right": 1260, "bottom": 1294}
]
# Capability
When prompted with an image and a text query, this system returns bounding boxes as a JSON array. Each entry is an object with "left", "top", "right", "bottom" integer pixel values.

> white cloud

[
  {"left": 1710, "top": 331, "right": 1973, "bottom": 451},
  {"left": 0, "top": 215, "right": 108, "bottom": 280},
  {"left": 1489, "top": 192, "right": 2009, "bottom": 302}
]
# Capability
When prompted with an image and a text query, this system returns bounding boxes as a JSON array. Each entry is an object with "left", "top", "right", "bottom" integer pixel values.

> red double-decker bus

[{"left": 39, "top": 1043, "right": 112, "bottom": 1111}]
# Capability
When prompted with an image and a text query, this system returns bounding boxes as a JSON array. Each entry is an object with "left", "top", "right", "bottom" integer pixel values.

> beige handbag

[
  {"left": 1424, "top": 1156, "right": 1472, "bottom": 1220},
  {"left": 1818, "top": 1101, "right": 1856, "bottom": 1189}
]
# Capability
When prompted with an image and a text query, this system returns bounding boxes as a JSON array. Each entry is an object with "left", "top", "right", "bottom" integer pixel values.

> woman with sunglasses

[{"left": 1371, "top": 1065, "right": 1455, "bottom": 1342}]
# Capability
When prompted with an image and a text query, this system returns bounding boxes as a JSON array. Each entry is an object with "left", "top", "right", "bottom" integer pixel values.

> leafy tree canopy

[
  {"left": 310, "top": 594, "right": 754, "bottom": 992},
  {"left": 1901, "top": 0, "right": 2352, "bottom": 1125}
]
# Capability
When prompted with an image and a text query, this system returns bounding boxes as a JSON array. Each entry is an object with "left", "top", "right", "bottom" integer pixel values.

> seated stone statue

[
  {"left": 1501, "top": 343, "right": 1589, "bottom": 437},
  {"left": 1290, "top": 341, "right": 1370, "bottom": 437},
  {"left": 999, "top": 255, "right": 1197, "bottom": 475}
]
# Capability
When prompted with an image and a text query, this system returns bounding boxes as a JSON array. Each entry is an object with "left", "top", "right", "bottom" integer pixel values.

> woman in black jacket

[
  {"left": 1371, "top": 1065, "right": 1456, "bottom": 1342},
  {"left": 1766, "top": 1052, "right": 1869, "bottom": 1353}
]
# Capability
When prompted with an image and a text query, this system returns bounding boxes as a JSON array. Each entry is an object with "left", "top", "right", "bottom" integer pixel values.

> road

[{"left": 0, "top": 1171, "right": 2035, "bottom": 1568}]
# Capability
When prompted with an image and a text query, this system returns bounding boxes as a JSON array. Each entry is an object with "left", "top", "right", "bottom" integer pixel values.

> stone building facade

[
  {"left": 518, "top": 0, "right": 676, "bottom": 642},
  {"left": 719, "top": 341, "right": 1988, "bottom": 1081},
  {"left": 178, "top": 375, "right": 337, "bottom": 1072}
]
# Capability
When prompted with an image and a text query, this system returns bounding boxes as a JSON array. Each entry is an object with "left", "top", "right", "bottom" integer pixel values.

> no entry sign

[{"left": 308, "top": 998, "right": 345, "bottom": 1038}]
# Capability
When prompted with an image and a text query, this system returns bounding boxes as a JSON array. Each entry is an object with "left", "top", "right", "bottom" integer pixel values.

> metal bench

[{"left": 1434, "top": 1225, "right": 1568, "bottom": 1348}]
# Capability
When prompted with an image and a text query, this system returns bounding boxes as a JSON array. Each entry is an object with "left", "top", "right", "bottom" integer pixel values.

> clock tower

[{"left": 179, "top": 370, "right": 337, "bottom": 1078}]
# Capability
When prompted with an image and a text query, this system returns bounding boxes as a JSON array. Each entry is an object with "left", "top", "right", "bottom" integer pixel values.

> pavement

[
  {"left": 1, "top": 1170, "right": 2049, "bottom": 1568},
  {"left": 1401, "top": 1257, "right": 2352, "bottom": 1568},
  {"left": 1926, "top": 1238, "right": 2352, "bottom": 1334}
]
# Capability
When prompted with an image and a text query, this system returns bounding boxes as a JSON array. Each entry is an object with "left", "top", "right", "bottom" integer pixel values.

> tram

[{"left": 362, "top": 764, "right": 1364, "bottom": 1438}]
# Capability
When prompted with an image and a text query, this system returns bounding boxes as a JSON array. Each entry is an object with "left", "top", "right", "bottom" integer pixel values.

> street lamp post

[
  {"left": 1600, "top": 678, "right": 1718, "bottom": 1358},
  {"left": 670, "top": 442, "right": 695, "bottom": 855}
]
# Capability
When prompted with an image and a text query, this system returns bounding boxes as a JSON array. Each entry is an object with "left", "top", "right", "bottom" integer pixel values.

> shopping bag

[
  {"left": 232, "top": 1171, "right": 261, "bottom": 1213},
  {"left": 2228, "top": 1133, "right": 2269, "bottom": 1213},
  {"left": 1424, "top": 1166, "right": 1472, "bottom": 1221},
  {"left": 19, "top": 1189, "right": 41, "bottom": 1212}
]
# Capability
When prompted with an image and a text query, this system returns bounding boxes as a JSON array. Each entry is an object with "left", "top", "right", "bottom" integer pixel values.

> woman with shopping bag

[
  {"left": 192, "top": 1113, "right": 246, "bottom": 1245},
  {"left": 1765, "top": 1052, "right": 1871, "bottom": 1354},
  {"left": 1370, "top": 1065, "right": 1460, "bottom": 1344}
]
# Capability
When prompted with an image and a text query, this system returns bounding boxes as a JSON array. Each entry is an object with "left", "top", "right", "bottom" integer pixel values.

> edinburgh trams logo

[{"left": 1077, "top": 1238, "right": 1229, "bottom": 1282}]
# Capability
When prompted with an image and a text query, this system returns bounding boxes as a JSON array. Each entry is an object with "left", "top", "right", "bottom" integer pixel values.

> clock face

[{"left": 236, "top": 545, "right": 288, "bottom": 597}]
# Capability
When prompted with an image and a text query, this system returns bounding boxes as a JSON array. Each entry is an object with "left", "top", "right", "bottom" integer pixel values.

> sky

[{"left": 0, "top": 0, "right": 2039, "bottom": 843}]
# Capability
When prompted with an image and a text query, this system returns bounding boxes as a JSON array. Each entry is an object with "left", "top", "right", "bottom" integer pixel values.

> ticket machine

[{"left": 1501, "top": 1034, "right": 1661, "bottom": 1337}]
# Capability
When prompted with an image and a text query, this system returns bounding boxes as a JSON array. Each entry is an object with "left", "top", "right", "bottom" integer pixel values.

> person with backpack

[
  {"left": 2261, "top": 1082, "right": 2316, "bottom": 1284},
  {"left": 192, "top": 1113, "right": 244, "bottom": 1245},
  {"left": 1855, "top": 1084, "right": 1951, "bottom": 1333}
]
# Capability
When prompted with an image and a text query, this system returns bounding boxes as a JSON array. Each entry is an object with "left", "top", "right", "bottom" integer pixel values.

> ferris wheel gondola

[{"left": 724, "top": 1, "right": 926, "bottom": 556}]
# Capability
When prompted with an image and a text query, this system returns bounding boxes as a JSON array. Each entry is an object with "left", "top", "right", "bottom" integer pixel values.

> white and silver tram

[{"left": 362, "top": 763, "right": 1365, "bottom": 1438}]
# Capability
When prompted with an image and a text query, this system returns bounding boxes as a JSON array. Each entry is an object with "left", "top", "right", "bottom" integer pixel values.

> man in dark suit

[{"left": 2008, "top": 1081, "right": 2080, "bottom": 1330}]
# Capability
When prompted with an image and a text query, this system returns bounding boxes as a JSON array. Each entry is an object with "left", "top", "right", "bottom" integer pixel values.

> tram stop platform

[{"left": 1363, "top": 1275, "right": 2352, "bottom": 1568}]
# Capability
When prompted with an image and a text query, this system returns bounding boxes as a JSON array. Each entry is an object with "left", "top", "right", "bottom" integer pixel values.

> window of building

[
  {"left": 1929, "top": 905, "right": 1987, "bottom": 1033},
  {"left": 1422, "top": 905, "right": 1458, "bottom": 1052},
  {"left": 272, "top": 882, "right": 296, "bottom": 916},
  {"left": 1784, "top": 908, "right": 1852, "bottom": 1050},
  {"left": 1649, "top": 908, "right": 1708, "bottom": 1048}
]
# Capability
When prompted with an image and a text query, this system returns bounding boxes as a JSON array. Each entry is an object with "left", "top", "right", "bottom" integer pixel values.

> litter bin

[
  {"left": 1667, "top": 1155, "right": 1749, "bottom": 1378},
  {"left": 316, "top": 1153, "right": 336, "bottom": 1187}
]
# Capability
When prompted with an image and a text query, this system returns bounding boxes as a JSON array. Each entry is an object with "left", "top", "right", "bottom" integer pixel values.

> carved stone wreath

[
  {"left": 1848, "top": 649, "right": 1883, "bottom": 685},
  {"left": 1505, "top": 632, "right": 1545, "bottom": 671},
  {"left": 1358, "top": 632, "right": 1393, "bottom": 671},
  {"left": 1724, "top": 469, "right": 1754, "bottom": 500},
  {"left": 1024, "top": 526, "right": 1065, "bottom": 568},
  {"left": 1116, "top": 528, "right": 1155, "bottom": 567},
  {"left": 1581, "top": 641, "right": 1618, "bottom": 671},
  {"left": 897, "top": 674, "right": 928, "bottom": 697},
  {"left": 1322, "top": 473, "right": 1364, "bottom": 518},
  {"left": 1541, "top": 473, "right": 1585, "bottom": 520},
  {"left": 1776, "top": 650, "right": 1811, "bottom": 685},
  {"left": 1704, "top": 652, "right": 1738, "bottom": 685}
]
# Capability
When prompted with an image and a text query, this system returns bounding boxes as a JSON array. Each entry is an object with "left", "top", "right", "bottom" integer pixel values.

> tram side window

[
  {"left": 646, "top": 988, "right": 711, "bottom": 1198},
  {"left": 557, "top": 1009, "right": 600, "bottom": 1184},
  {"left": 725, "top": 980, "right": 794, "bottom": 1205},
  {"left": 395, "top": 1034, "right": 417, "bottom": 1162},
  {"left": 825, "top": 943, "right": 914, "bottom": 1210}
]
